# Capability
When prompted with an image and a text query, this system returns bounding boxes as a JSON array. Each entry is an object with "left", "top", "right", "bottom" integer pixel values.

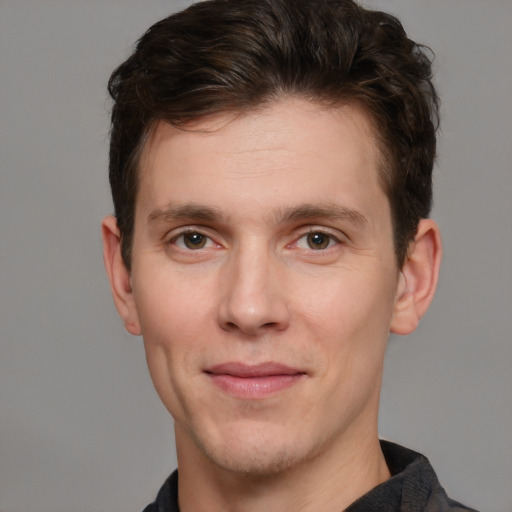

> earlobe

[
  {"left": 101, "top": 216, "right": 141, "bottom": 336},
  {"left": 390, "top": 219, "right": 442, "bottom": 335}
]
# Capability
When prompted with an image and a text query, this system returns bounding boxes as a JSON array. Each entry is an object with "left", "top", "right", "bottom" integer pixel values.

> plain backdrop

[{"left": 0, "top": 1, "right": 511, "bottom": 511}]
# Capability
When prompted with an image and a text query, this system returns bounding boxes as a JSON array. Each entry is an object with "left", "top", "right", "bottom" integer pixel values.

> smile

[{"left": 204, "top": 362, "right": 306, "bottom": 399}]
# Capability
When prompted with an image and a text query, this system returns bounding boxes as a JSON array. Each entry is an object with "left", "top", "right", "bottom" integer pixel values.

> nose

[{"left": 217, "top": 244, "right": 290, "bottom": 336}]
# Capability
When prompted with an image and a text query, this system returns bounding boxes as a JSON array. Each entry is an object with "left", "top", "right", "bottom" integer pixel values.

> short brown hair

[{"left": 108, "top": 0, "right": 439, "bottom": 268}]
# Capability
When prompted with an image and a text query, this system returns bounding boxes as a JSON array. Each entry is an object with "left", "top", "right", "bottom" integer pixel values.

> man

[{"left": 102, "top": 0, "right": 477, "bottom": 510}]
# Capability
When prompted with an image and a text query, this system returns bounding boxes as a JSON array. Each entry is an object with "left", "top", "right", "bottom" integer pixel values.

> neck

[{"left": 176, "top": 425, "right": 390, "bottom": 512}]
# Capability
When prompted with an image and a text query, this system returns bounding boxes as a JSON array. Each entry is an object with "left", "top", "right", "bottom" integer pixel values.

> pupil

[
  {"left": 185, "top": 233, "right": 206, "bottom": 249},
  {"left": 307, "top": 232, "right": 329, "bottom": 250}
]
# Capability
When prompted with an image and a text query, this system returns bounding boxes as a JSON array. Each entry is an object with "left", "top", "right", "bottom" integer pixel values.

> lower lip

[{"left": 207, "top": 373, "right": 304, "bottom": 399}]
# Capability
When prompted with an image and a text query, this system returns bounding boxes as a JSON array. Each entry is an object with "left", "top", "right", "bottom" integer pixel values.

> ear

[
  {"left": 390, "top": 219, "right": 442, "bottom": 335},
  {"left": 101, "top": 215, "right": 141, "bottom": 335}
]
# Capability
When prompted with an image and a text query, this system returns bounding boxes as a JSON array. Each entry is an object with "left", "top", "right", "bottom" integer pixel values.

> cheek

[
  {"left": 136, "top": 284, "right": 215, "bottom": 423},
  {"left": 132, "top": 270, "right": 217, "bottom": 392},
  {"left": 294, "top": 269, "right": 397, "bottom": 379},
  {"left": 296, "top": 271, "right": 395, "bottom": 335},
  {"left": 134, "top": 266, "right": 216, "bottom": 340}
]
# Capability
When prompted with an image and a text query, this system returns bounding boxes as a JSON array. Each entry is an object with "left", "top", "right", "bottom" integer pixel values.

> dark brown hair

[{"left": 108, "top": 0, "right": 439, "bottom": 268}]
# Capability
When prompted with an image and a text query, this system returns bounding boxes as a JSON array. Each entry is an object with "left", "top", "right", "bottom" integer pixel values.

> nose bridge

[{"left": 218, "top": 238, "right": 289, "bottom": 335}]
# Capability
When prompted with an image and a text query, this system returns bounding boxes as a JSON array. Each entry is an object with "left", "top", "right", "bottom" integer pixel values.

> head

[
  {"left": 108, "top": 0, "right": 439, "bottom": 270},
  {"left": 103, "top": 0, "right": 442, "bottom": 482}
]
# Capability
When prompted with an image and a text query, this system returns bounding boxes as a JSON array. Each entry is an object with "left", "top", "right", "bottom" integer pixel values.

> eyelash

[
  {"left": 294, "top": 229, "right": 342, "bottom": 251},
  {"left": 167, "top": 229, "right": 219, "bottom": 250},
  {"left": 167, "top": 227, "right": 342, "bottom": 253}
]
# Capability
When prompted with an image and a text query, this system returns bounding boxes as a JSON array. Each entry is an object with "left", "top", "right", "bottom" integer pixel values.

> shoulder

[
  {"left": 380, "top": 441, "right": 479, "bottom": 512},
  {"left": 141, "top": 471, "right": 179, "bottom": 512}
]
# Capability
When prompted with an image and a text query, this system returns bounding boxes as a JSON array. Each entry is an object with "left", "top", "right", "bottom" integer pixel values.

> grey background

[{"left": 0, "top": 1, "right": 510, "bottom": 511}]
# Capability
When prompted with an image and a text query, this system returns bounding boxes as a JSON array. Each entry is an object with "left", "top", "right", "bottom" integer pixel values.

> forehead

[{"left": 136, "top": 98, "right": 388, "bottom": 222}]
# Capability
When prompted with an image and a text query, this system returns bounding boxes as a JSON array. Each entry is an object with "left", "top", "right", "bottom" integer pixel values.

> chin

[
  {"left": 205, "top": 444, "right": 304, "bottom": 476},
  {"left": 191, "top": 423, "right": 319, "bottom": 477}
]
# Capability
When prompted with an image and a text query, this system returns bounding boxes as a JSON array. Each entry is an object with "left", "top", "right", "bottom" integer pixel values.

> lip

[{"left": 205, "top": 362, "right": 306, "bottom": 399}]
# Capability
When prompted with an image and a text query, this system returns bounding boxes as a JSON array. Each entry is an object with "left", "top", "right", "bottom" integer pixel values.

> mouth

[{"left": 204, "top": 362, "right": 307, "bottom": 399}]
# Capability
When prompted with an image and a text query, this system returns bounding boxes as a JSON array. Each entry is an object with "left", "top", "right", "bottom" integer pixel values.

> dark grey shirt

[{"left": 142, "top": 441, "right": 478, "bottom": 512}]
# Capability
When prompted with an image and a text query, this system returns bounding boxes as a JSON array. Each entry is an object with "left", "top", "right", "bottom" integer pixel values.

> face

[{"left": 117, "top": 98, "right": 407, "bottom": 475}]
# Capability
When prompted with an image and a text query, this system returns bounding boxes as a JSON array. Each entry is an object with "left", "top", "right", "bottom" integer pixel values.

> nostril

[{"left": 220, "top": 317, "right": 287, "bottom": 337}]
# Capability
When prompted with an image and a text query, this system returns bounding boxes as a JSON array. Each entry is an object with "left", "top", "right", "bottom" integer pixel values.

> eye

[
  {"left": 171, "top": 231, "right": 216, "bottom": 250},
  {"left": 296, "top": 231, "right": 338, "bottom": 250}
]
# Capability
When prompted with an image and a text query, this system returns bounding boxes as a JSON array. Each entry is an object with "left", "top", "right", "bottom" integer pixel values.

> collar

[{"left": 144, "top": 440, "right": 476, "bottom": 512}]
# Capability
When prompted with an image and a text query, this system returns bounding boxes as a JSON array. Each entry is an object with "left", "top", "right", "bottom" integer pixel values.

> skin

[{"left": 103, "top": 97, "right": 441, "bottom": 512}]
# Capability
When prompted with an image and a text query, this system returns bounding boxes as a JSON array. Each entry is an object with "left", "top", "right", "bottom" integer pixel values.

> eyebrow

[
  {"left": 147, "top": 202, "right": 367, "bottom": 226},
  {"left": 274, "top": 203, "right": 368, "bottom": 226},
  {"left": 147, "top": 203, "right": 226, "bottom": 224}
]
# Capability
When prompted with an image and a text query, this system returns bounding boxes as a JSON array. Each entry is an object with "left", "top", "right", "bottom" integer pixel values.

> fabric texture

[{"left": 142, "top": 441, "right": 478, "bottom": 512}]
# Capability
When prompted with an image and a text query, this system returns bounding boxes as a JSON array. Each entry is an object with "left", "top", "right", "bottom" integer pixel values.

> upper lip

[{"left": 205, "top": 362, "right": 305, "bottom": 377}]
